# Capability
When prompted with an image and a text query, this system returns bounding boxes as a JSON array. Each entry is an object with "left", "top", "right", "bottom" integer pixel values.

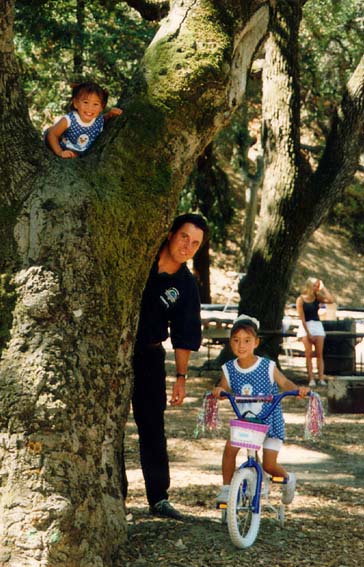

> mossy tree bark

[
  {"left": 0, "top": 1, "right": 271, "bottom": 565},
  {"left": 238, "top": 0, "right": 364, "bottom": 359}
]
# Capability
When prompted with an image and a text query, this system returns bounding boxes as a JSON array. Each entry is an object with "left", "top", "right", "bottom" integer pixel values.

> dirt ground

[
  {"left": 122, "top": 345, "right": 364, "bottom": 567},
  {"left": 121, "top": 223, "right": 364, "bottom": 566}
]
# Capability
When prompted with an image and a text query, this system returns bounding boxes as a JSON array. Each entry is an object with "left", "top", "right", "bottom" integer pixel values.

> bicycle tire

[{"left": 227, "top": 467, "right": 261, "bottom": 549}]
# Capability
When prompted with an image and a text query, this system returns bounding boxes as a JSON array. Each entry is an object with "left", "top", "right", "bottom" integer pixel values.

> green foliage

[
  {"left": 328, "top": 180, "right": 364, "bottom": 252},
  {"left": 12, "top": 0, "right": 364, "bottom": 255},
  {"left": 14, "top": 0, "right": 157, "bottom": 129},
  {"left": 214, "top": 105, "right": 253, "bottom": 171},
  {"left": 179, "top": 93, "right": 260, "bottom": 248},
  {"left": 300, "top": 2, "right": 364, "bottom": 249},
  {"left": 179, "top": 142, "right": 235, "bottom": 245},
  {"left": 300, "top": 0, "right": 364, "bottom": 137}
]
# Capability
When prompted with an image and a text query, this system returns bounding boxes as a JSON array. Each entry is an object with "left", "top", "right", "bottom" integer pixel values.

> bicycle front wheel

[{"left": 227, "top": 467, "right": 261, "bottom": 549}]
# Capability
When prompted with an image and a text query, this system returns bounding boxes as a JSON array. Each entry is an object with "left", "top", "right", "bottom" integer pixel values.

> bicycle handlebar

[{"left": 220, "top": 390, "right": 310, "bottom": 421}]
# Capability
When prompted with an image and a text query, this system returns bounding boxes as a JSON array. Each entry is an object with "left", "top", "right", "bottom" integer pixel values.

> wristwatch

[{"left": 176, "top": 372, "right": 187, "bottom": 379}]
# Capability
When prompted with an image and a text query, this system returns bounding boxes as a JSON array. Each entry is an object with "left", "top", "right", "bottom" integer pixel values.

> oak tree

[{"left": 0, "top": 1, "right": 271, "bottom": 565}]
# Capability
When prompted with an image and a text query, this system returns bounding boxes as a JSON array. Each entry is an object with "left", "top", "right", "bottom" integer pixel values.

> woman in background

[{"left": 296, "top": 278, "right": 335, "bottom": 386}]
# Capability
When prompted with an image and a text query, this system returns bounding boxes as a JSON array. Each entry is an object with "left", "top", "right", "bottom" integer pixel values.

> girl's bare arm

[{"left": 46, "top": 118, "right": 78, "bottom": 158}]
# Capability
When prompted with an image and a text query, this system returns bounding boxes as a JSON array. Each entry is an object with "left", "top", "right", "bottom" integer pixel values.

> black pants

[{"left": 132, "top": 344, "right": 170, "bottom": 506}]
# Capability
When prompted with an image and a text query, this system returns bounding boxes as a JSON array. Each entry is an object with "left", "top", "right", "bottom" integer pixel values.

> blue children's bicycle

[{"left": 218, "top": 390, "right": 308, "bottom": 549}]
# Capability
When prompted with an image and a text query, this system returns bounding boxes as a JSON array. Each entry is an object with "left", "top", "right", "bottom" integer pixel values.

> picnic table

[{"left": 201, "top": 306, "right": 364, "bottom": 374}]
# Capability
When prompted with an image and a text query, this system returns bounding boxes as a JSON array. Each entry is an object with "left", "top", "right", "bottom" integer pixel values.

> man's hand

[{"left": 169, "top": 378, "right": 186, "bottom": 406}]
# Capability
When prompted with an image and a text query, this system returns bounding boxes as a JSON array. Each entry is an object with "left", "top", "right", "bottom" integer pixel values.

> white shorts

[
  {"left": 297, "top": 320, "right": 325, "bottom": 339},
  {"left": 263, "top": 437, "right": 283, "bottom": 451}
]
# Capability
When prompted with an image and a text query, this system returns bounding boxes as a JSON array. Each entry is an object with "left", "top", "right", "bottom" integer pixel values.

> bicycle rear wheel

[{"left": 227, "top": 467, "right": 261, "bottom": 549}]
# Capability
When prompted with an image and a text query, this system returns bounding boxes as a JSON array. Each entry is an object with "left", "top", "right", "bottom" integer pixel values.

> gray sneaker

[
  {"left": 150, "top": 499, "right": 183, "bottom": 521},
  {"left": 216, "top": 485, "right": 230, "bottom": 505},
  {"left": 281, "top": 473, "right": 296, "bottom": 505}
]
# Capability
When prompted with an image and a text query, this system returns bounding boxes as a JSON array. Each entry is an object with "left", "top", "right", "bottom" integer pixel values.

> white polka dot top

[
  {"left": 222, "top": 356, "right": 285, "bottom": 441},
  {"left": 60, "top": 111, "right": 104, "bottom": 154}
]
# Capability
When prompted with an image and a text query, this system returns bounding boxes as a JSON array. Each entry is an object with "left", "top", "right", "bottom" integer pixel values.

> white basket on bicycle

[{"left": 230, "top": 419, "right": 270, "bottom": 450}]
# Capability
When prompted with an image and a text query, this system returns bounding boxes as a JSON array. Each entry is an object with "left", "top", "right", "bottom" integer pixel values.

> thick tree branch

[
  {"left": 0, "top": 0, "right": 44, "bottom": 209},
  {"left": 103, "top": 0, "right": 271, "bottom": 202},
  {"left": 309, "top": 55, "right": 364, "bottom": 213},
  {"left": 301, "top": 144, "right": 364, "bottom": 174}
]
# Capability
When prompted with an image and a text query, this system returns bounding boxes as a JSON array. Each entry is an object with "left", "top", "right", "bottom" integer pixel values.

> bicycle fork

[{"left": 239, "top": 456, "right": 264, "bottom": 514}]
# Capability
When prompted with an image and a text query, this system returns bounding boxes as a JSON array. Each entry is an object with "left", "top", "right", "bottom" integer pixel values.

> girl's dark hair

[
  {"left": 70, "top": 82, "right": 109, "bottom": 110},
  {"left": 230, "top": 321, "right": 258, "bottom": 338},
  {"left": 169, "top": 213, "right": 209, "bottom": 244},
  {"left": 230, "top": 315, "right": 260, "bottom": 337}
]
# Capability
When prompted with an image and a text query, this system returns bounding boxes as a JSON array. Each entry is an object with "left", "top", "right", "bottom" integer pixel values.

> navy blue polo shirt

[{"left": 136, "top": 260, "right": 202, "bottom": 351}]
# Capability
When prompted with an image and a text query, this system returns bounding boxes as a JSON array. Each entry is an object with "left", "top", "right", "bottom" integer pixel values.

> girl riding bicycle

[{"left": 212, "top": 314, "right": 310, "bottom": 506}]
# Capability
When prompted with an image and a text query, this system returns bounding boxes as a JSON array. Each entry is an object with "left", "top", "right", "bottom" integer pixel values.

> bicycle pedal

[
  {"left": 271, "top": 476, "right": 287, "bottom": 484},
  {"left": 216, "top": 502, "right": 227, "bottom": 510}
]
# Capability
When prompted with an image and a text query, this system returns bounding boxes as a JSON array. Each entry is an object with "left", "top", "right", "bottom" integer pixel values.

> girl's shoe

[
  {"left": 281, "top": 473, "right": 296, "bottom": 505},
  {"left": 216, "top": 485, "right": 230, "bottom": 505},
  {"left": 318, "top": 379, "right": 327, "bottom": 386},
  {"left": 309, "top": 379, "right": 316, "bottom": 387}
]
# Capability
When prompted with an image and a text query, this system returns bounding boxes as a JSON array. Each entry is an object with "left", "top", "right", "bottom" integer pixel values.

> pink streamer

[
  {"left": 304, "top": 392, "right": 325, "bottom": 439},
  {"left": 194, "top": 392, "right": 221, "bottom": 438}
]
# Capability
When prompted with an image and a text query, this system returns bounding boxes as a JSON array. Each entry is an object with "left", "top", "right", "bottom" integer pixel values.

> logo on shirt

[
  {"left": 78, "top": 134, "right": 90, "bottom": 147},
  {"left": 160, "top": 287, "right": 180, "bottom": 308},
  {"left": 241, "top": 384, "right": 253, "bottom": 396}
]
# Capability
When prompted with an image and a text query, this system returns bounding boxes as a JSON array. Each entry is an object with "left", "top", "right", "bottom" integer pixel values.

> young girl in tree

[
  {"left": 46, "top": 81, "right": 122, "bottom": 158},
  {"left": 213, "top": 314, "right": 310, "bottom": 506}
]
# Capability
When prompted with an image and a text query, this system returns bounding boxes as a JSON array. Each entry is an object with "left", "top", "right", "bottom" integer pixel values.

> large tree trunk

[
  {"left": 238, "top": 1, "right": 364, "bottom": 359},
  {"left": 241, "top": 154, "right": 263, "bottom": 270},
  {"left": 0, "top": 1, "right": 271, "bottom": 565}
]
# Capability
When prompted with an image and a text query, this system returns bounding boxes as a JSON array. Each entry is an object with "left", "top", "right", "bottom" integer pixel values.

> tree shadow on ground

[{"left": 123, "top": 372, "right": 364, "bottom": 567}]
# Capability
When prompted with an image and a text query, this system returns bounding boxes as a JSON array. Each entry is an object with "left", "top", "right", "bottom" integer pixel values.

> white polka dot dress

[
  {"left": 59, "top": 111, "right": 104, "bottom": 154},
  {"left": 222, "top": 356, "right": 285, "bottom": 441}
]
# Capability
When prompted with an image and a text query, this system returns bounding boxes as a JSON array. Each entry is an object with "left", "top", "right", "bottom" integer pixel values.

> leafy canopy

[{"left": 14, "top": 0, "right": 157, "bottom": 129}]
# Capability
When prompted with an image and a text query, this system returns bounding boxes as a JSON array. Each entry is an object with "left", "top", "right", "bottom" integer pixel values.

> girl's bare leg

[
  {"left": 314, "top": 336, "right": 325, "bottom": 380},
  {"left": 301, "top": 336, "right": 314, "bottom": 382},
  {"left": 262, "top": 449, "right": 288, "bottom": 478},
  {"left": 222, "top": 440, "right": 240, "bottom": 484}
]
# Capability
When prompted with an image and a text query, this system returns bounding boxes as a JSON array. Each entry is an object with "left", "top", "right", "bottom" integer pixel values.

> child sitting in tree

[
  {"left": 213, "top": 314, "right": 310, "bottom": 506},
  {"left": 46, "top": 81, "right": 122, "bottom": 158}
]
